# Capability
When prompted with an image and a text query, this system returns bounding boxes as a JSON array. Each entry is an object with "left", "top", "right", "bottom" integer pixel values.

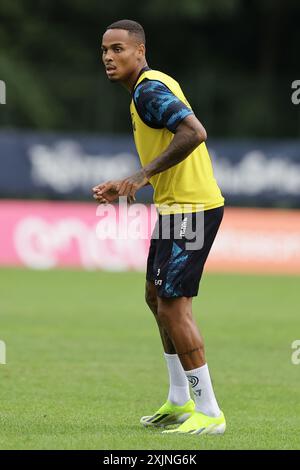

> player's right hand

[
  {"left": 93, "top": 181, "right": 119, "bottom": 203},
  {"left": 92, "top": 181, "right": 135, "bottom": 204}
]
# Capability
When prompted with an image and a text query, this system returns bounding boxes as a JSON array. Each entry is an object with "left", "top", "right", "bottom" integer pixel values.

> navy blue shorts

[{"left": 146, "top": 206, "right": 224, "bottom": 298}]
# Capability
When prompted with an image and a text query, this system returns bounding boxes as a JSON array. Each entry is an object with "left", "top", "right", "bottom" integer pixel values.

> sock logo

[{"left": 187, "top": 376, "right": 199, "bottom": 387}]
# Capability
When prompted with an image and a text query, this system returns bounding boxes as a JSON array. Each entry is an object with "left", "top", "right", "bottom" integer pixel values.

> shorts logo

[
  {"left": 155, "top": 268, "right": 162, "bottom": 286},
  {"left": 179, "top": 217, "right": 188, "bottom": 238},
  {"left": 187, "top": 376, "right": 199, "bottom": 387}
]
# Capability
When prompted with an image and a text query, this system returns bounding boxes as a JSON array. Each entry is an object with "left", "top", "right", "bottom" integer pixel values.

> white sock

[
  {"left": 164, "top": 353, "right": 191, "bottom": 406},
  {"left": 185, "top": 363, "right": 221, "bottom": 417}
]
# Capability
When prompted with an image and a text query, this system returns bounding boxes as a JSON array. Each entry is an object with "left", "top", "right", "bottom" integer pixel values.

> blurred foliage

[
  {"left": 0, "top": 0, "right": 299, "bottom": 136},
  {"left": 142, "top": 0, "right": 240, "bottom": 18}
]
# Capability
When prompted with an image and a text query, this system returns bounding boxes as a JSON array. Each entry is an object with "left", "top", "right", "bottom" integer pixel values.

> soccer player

[{"left": 93, "top": 19, "right": 226, "bottom": 435}]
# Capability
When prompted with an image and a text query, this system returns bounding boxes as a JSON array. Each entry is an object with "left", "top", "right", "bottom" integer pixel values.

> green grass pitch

[{"left": 0, "top": 268, "right": 299, "bottom": 450}]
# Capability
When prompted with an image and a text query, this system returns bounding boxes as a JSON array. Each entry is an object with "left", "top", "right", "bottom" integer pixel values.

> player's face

[{"left": 101, "top": 29, "right": 144, "bottom": 82}]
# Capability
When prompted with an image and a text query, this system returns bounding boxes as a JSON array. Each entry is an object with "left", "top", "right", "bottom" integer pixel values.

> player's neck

[{"left": 121, "top": 62, "right": 149, "bottom": 93}]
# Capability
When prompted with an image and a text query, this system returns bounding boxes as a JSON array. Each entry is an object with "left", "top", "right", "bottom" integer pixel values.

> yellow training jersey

[{"left": 130, "top": 69, "right": 224, "bottom": 214}]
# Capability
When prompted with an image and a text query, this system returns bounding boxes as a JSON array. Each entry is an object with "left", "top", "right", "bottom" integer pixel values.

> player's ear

[{"left": 137, "top": 43, "right": 145, "bottom": 57}]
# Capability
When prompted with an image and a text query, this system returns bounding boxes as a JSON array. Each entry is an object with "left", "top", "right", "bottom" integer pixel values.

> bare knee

[
  {"left": 145, "top": 281, "right": 158, "bottom": 315},
  {"left": 157, "top": 298, "right": 197, "bottom": 334},
  {"left": 157, "top": 297, "right": 187, "bottom": 323}
]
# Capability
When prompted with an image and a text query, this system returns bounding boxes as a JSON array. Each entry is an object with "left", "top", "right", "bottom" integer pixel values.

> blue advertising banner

[{"left": 0, "top": 130, "right": 299, "bottom": 206}]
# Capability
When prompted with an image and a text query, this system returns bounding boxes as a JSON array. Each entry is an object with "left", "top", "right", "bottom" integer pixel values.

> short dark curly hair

[{"left": 106, "top": 19, "right": 145, "bottom": 45}]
